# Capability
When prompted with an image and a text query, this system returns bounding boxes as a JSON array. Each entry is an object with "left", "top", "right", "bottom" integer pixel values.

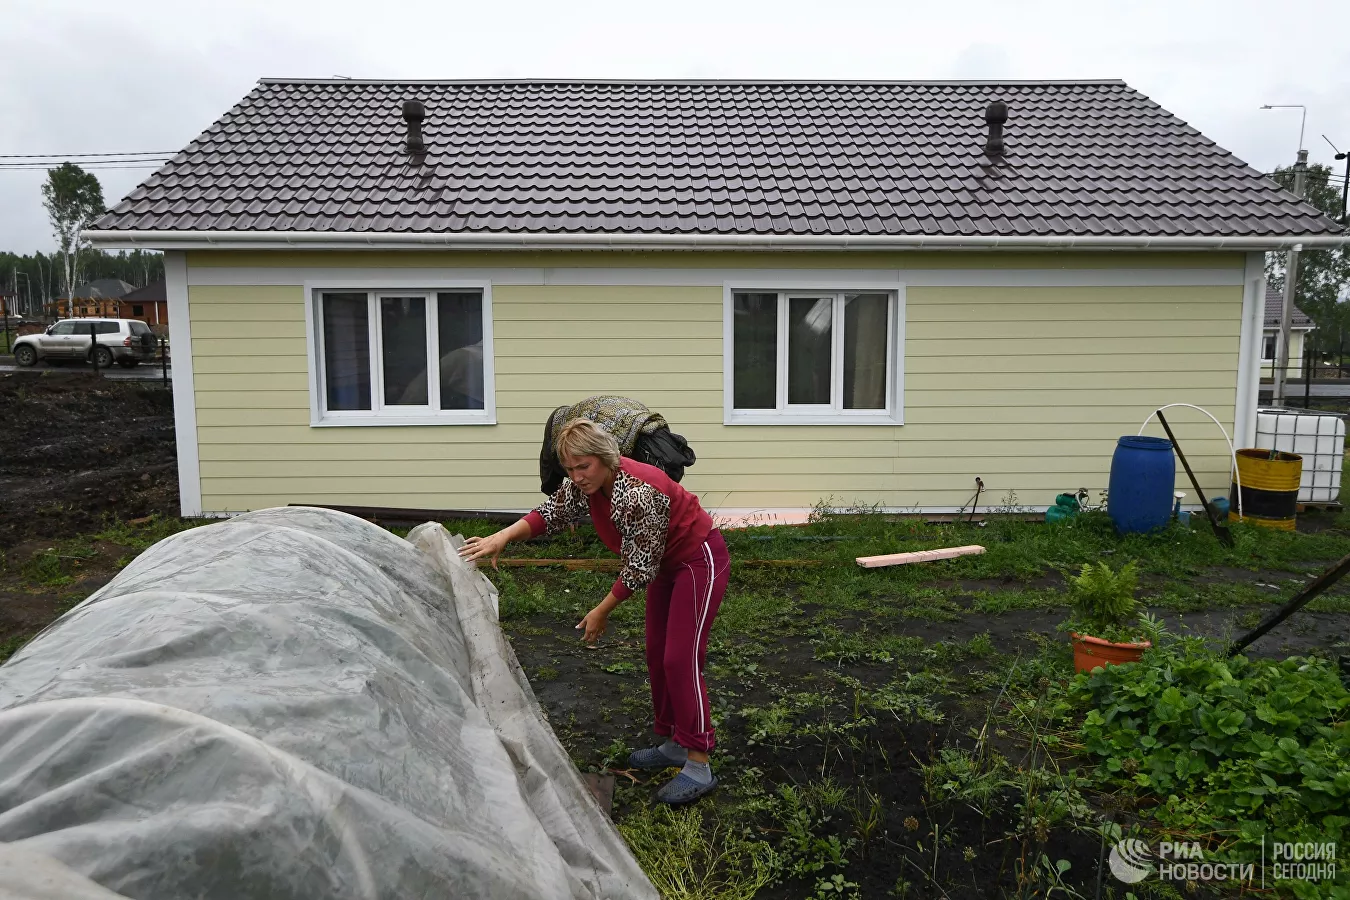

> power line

[
  {"left": 0, "top": 162, "right": 170, "bottom": 170},
  {"left": 0, "top": 151, "right": 177, "bottom": 159}
]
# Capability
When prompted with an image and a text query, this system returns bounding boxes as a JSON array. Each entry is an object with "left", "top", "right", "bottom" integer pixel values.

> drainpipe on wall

[{"left": 1234, "top": 252, "right": 1267, "bottom": 449}]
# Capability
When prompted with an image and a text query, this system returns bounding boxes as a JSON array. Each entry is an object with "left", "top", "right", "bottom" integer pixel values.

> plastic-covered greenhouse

[{"left": 0, "top": 507, "right": 656, "bottom": 900}]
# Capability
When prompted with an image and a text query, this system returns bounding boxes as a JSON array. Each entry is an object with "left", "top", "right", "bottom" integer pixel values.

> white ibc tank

[{"left": 1254, "top": 408, "right": 1346, "bottom": 503}]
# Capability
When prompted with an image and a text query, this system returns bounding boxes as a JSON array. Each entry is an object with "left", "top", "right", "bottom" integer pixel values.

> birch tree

[{"left": 41, "top": 163, "right": 105, "bottom": 307}]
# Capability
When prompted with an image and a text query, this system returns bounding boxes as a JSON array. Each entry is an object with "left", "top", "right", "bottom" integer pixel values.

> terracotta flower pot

[{"left": 1070, "top": 632, "right": 1151, "bottom": 674}]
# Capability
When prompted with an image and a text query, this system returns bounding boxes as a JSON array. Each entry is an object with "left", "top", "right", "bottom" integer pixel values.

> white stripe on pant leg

[
  {"left": 690, "top": 551, "right": 703, "bottom": 737},
  {"left": 678, "top": 561, "right": 697, "bottom": 742},
  {"left": 693, "top": 541, "right": 714, "bottom": 739}
]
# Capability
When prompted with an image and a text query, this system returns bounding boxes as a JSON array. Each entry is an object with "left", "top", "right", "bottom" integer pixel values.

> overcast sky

[{"left": 2, "top": 0, "right": 1347, "bottom": 255}]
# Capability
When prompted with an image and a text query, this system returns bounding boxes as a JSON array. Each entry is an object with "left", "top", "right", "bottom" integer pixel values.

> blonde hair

[{"left": 555, "top": 419, "right": 621, "bottom": 471}]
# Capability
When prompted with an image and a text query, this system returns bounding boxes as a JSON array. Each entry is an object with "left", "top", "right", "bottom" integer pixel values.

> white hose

[{"left": 1137, "top": 403, "right": 1243, "bottom": 520}]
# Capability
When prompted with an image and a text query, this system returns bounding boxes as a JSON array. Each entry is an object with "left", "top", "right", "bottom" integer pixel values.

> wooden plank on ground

[{"left": 856, "top": 545, "right": 986, "bottom": 569}]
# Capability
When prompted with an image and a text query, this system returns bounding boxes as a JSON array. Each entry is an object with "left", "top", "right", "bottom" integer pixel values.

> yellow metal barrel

[{"left": 1229, "top": 448, "right": 1302, "bottom": 531}]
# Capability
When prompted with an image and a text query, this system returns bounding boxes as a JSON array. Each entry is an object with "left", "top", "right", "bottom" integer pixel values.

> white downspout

[
  {"left": 1234, "top": 252, "right": 1266, "bottom": 450},
  {"left": 164, "top": 252, "right": 203, "bottom": 517}
]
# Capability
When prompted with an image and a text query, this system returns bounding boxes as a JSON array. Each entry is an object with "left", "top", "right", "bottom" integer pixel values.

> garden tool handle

[{"left": 1156, "top": 410, "right": 1234, "bottom": 547}]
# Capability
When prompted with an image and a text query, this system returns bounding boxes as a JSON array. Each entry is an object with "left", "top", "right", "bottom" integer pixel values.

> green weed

[
  {"left": 598, "top": 737, "right": 629, "bottom": 769},
  {"left": 805, "top": 777, "right": 849, "bottom": 810},
  {"left": 965, "top": 632, "right": 997, "bottom": 659},
  {"left": 93, "top": 515, "right": 206, "bottom": 551},
  {"left": 774, "top": 783, "right": 853, "bottom": 880},
  {"left": 849, "top": 786, "right": 884, "bottom": 854},
  {"left": 617, "top": 805, "right": 774, "bottom": 900},
  {"left": 863, "top": 675, "right": 948, "bottom": 725},
  {"left": 810, "top": 873, "right": 861, "bottom": 899},
  {"left": 920, "top": 747, "right": 1012, "bottom": 816},
  {"left": 19, "top": 538, "right": 98, "bottom": 586}
]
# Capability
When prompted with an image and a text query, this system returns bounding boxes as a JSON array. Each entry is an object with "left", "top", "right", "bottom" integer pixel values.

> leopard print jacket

[{"left": 533, "top": 470, "right": 672, "bottom": 595}]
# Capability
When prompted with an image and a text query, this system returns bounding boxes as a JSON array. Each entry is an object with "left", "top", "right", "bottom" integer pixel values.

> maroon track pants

[{"left": 643, "top": 529, "right": 730, "bottom": 753}]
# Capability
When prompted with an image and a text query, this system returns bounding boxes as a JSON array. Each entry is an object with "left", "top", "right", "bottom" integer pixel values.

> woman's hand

[
  {"left": 576, "top": 605, "right": 610, "bottom": 644},
  {"left": 459, "top": 532, "right": 510, "bottom": 569},
  {"left": 459, "top": 520, "right": 533, "bottom": 569}
]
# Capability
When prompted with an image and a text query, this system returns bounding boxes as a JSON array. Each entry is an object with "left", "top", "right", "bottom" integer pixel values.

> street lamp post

[{"left": 1263, "top": 104, "right": 1309, "bottom": 407}]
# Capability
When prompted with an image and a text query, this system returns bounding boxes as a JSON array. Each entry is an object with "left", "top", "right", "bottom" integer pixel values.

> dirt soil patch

[{"left": 0, "top": 372, "right": 177, "bottom": 551}]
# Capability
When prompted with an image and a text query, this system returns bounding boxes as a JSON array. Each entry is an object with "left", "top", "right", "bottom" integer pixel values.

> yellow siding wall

[{"left": 188, "top": 253, "right": 1244, "bottom": 513}]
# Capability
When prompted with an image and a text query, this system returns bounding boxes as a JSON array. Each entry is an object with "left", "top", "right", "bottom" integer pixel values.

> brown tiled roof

[
  {"left": 1264, "top": 288, "right": 1314, "bottom": 329},
  {"left": 67, "top": 278, "right": 136, "bottom": 299},
  {"left": 93, "top": 79, "right": 1343, "bottom": 239},
  {"left": 119, "top": 280, "right": 166, "bottom": 304}
]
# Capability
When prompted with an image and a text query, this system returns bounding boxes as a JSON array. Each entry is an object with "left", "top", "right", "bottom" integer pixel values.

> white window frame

[
  {"left": 1261, "top": 332, "right": 1277, "bottom": 362},
  {"left": 305, "top": 282, "right": 496, "bottom": 427},
  {"left": 723, "top": 284, "right": 905, "bottom": 425}
]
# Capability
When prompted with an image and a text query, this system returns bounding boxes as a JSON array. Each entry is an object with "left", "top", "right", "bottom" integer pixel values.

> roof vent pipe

[
  {"left": 984, "top": 100, "right": 1007, "bottom": 155},
  {"left": 402, "top": 100, "right": 426, "bottom": 154}
]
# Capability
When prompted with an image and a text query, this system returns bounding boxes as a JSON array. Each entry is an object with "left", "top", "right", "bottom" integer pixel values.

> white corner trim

[
  {"left": 85, "top": 228, "right": 1350, "bottom": 252},
  {"left": 303, "top": 279, "right": 498, "bottom": 427},
  {"left": 164, "top": 252, "right": 202, "bottom": 517},
  {"left": 188, "top": 265, "right": 1246, "bottom": 289},
  {"left": 895, "top": 283, "right": 907, "bottom": 420},
  {"left": 1236, "top": 252, "right": 1267, "bottom": 449}
]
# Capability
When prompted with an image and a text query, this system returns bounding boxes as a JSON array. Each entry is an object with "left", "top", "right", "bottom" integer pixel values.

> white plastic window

[
  {"left": 728, "top": 290, "right": 900, "bottom": 424},
  {"left": 313, "top": 289, "right": 493, "bottom": 425}
]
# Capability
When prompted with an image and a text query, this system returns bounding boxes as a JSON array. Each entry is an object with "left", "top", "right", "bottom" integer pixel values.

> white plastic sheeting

[{"left": 0, "top": 506, "right": 657, "bottom": 900}]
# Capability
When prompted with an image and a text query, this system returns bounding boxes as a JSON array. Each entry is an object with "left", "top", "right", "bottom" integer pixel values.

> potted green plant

[{"left": 1062, "top": 560, "right": 1152, "bottom": 673}]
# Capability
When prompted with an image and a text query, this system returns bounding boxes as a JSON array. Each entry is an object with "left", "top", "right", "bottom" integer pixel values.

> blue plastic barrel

[{"left": 1107, "top": 436, "right": 1176, "bottom": 534}]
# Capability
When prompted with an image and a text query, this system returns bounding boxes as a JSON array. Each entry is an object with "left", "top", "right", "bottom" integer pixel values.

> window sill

[
  {"left": 725, "top": 412, "right": 903, "bottom": 426},
  {"left": 312, "top": 414, "right": 497, "bottom": 427}
]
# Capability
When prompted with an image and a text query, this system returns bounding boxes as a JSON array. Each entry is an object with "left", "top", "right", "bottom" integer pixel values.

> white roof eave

[{"left": 82, "top": 229, "right": 1350, "bottom": 252}]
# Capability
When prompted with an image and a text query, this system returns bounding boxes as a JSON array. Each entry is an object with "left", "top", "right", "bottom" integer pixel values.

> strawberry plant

[{"left": 1061, "top": 643, "right": 1350, "bottom": 893}]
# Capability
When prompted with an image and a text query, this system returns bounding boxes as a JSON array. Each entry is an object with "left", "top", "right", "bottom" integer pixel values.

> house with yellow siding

[
  {"left": 1260, "top": 289, "right": 1315, "bottom": 380},
  {"left": 85, "top": 79, "right": 1346, "bottom": 520}
]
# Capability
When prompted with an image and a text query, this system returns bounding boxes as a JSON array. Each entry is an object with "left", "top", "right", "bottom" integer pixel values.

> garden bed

[{"left": 477, "top": 509, "right": 1350, "bottom": 899}]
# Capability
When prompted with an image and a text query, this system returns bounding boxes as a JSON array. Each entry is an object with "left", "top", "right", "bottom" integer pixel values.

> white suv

[{"left": 12, "top": 319, "right": 158, "bottom": 368}]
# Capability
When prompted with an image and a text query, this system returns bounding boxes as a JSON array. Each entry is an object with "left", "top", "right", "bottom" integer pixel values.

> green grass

[
  {"left": 18, "top": 536, "right": 100, "bottom": 586},
  {"left": 0, "top": 632, "right": 33, "bottom": 664},
  {"left": 618, "top": 804, "right": 775, "bottom": 900},
  {"left": 93, "top": 515, "right": 209, "bottom": 551}
]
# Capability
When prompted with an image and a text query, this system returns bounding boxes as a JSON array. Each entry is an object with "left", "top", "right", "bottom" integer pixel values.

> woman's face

[{"left": 561, "top": 453, "right": 610, "bottom": 495}]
